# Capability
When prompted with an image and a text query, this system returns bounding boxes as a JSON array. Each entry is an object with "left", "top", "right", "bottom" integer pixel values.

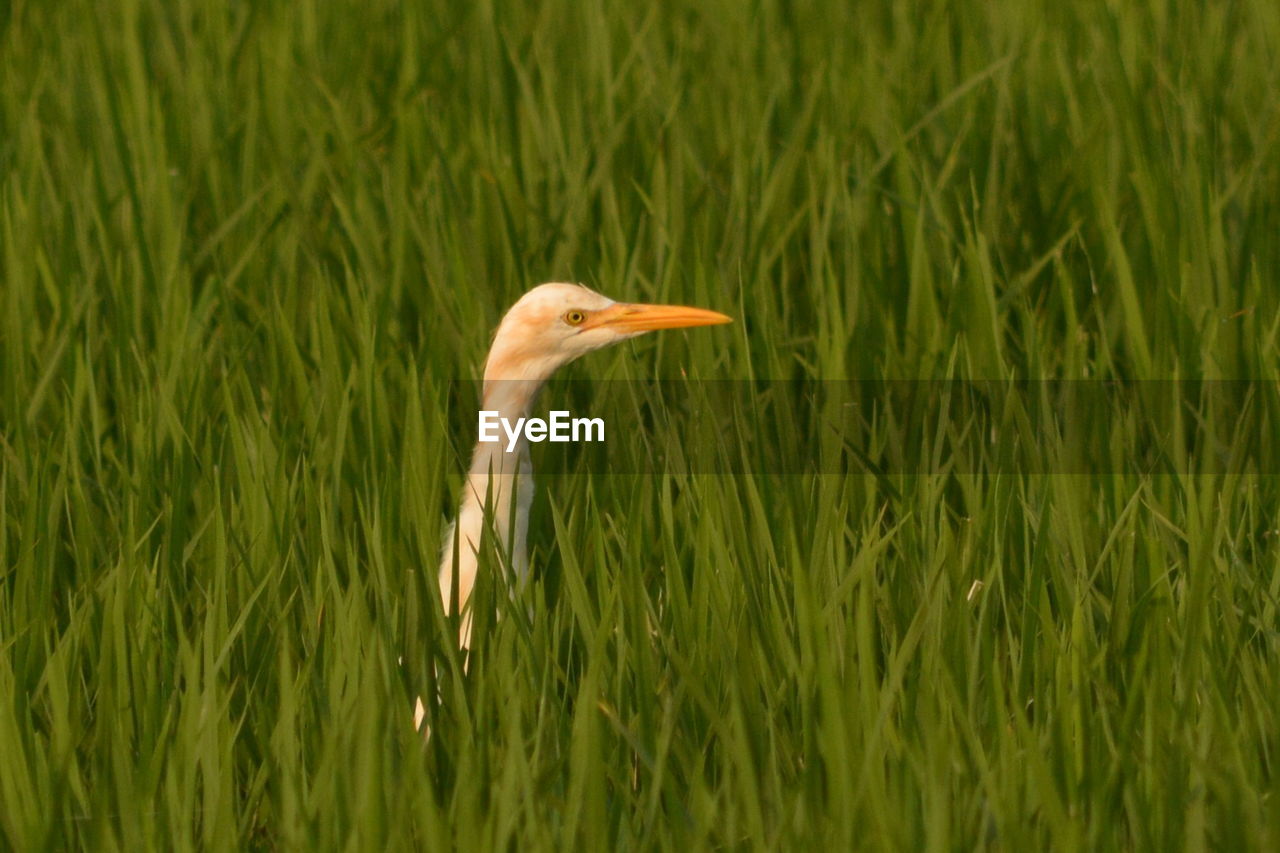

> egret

[{"left": 437, "top": 282, "right": 733, "bottom": 651}]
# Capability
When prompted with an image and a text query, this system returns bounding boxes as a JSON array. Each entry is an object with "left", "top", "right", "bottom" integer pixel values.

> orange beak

[{"left": 585, "top": 301, "right": 733, "bottom": 333}]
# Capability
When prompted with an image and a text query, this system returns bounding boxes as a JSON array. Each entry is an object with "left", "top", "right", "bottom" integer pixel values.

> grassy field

[{"left": 3, "top": 0, "right": 1280, "bottom": 848}]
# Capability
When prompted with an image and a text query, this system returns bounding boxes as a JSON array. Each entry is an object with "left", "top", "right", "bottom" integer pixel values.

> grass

[{"left": 2, "top": 0, "right": 1280, "bottom": 847}]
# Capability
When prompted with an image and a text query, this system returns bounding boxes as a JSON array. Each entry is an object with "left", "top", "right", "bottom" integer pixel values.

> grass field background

[{"left": 3, "top": 0, "right": 1280, "bottom": 847}]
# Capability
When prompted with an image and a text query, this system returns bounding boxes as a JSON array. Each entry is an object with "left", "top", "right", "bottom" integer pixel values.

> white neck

[{"left": 438, "top": 378, "right": 545, "bottom": 649}]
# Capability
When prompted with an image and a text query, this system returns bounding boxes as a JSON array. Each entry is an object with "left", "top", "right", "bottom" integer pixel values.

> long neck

[{"left": 438, "top": 377, "right": 545, "bottom": 648}]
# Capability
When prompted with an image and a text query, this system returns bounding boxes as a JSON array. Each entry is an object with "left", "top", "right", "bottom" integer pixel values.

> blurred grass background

[{"left": 2, "top": 0, "right": 1279, "bottom": 847}]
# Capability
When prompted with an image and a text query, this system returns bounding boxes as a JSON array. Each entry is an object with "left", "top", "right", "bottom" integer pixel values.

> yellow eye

[{"left": 564, "top": 309, "right": 587, "bottom": 326}]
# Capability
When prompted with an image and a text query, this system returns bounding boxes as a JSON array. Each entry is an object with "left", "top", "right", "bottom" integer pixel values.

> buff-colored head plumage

[{"left": 482, "top": 283, "right": 731, "bottom": 383}]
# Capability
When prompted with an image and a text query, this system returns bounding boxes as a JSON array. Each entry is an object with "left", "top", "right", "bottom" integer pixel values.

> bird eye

[{"left": 564, "top": 309, "right": 587, "bottom": 326}]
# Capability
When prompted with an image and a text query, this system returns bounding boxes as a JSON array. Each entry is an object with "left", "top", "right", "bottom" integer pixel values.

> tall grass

[{"left": 2, "top": 0, "right": 1279, "bottom": 847}]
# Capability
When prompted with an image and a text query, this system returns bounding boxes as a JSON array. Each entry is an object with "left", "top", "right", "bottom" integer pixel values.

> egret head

[{"left": 483, "top": 283, "right": 732, "bottom": 383}]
